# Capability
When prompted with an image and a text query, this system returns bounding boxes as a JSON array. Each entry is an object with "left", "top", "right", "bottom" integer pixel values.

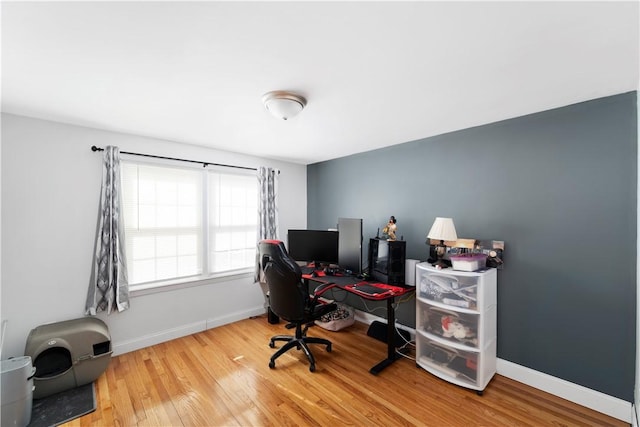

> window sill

[{"left": 130, "top": 270, "right": 254, "bottom": 298}]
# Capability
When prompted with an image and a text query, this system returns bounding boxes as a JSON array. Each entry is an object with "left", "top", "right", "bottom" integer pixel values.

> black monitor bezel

[{"left": 287, "top": 229, "right": 339, "bottom": 265}]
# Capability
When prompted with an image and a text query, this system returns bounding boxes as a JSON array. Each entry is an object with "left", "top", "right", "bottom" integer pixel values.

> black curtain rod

[{"left": 91, "top": 145, "right": 257, "bottom": 171}]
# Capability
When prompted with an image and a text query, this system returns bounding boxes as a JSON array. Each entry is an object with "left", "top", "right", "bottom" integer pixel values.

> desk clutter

[{"left": 427, "top": 239, "right": 504, "bottom": 272}]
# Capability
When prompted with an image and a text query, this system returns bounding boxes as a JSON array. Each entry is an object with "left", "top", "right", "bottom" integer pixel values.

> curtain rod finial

[{"left": 91, "top": 146, "right": 103, "bottom": 152}]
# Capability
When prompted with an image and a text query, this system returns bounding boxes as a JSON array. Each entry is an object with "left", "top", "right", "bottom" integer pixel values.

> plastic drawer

[
  {"left": 418, "top": 271, "right": 480, "bottom": 309},
  {"left": 420, "top": 304, "right": 479, "bottom": 348},
  {"left": 417, "top": 336, "right": 480, "bottom": 387}
]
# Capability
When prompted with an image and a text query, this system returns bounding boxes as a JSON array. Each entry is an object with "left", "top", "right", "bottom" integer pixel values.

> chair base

[{"left": 268, "top": 323, "right": 332, "bottom": 372}]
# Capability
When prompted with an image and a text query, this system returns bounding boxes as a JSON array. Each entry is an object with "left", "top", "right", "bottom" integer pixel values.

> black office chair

[{"left": 259, "top": 240, "right": 337, "bottom": 372}]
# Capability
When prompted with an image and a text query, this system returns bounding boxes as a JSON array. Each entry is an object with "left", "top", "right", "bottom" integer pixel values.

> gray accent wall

[{"left": 307, "top": 92, "right": 637, "bottom": 402}]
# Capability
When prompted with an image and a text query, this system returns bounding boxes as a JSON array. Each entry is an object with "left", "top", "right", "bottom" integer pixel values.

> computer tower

[{"left": 368, "top": 238, "right": 406, "bottom": 285}]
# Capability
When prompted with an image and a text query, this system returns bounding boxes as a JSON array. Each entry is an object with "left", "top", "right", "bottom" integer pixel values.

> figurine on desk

[{"left": 382, "top": 216, "right": 397, "bottom": 241}]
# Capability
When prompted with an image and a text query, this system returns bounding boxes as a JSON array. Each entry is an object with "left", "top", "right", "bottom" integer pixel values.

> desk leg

[{"left": 369, "top": 297, "right": 398, "bottom": 375}]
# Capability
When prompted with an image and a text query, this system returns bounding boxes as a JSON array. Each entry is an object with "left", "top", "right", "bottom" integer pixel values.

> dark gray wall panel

[{"left": 307, "top": 92, "right": 637, "bottom": 401}]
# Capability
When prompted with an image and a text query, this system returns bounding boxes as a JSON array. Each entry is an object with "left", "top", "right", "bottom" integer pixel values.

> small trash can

[{"left": 1, "top": 356, "right": 35, "bottom": 427}]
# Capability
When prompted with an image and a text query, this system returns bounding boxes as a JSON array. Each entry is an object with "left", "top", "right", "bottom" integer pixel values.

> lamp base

[{"left": 432, "top": 240, "right": 449, "bottom": 269}]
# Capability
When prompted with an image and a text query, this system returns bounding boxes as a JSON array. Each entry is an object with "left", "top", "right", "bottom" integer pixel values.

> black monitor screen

[{"left": 287, "top": 230, "right": 339, "bottom": 264}]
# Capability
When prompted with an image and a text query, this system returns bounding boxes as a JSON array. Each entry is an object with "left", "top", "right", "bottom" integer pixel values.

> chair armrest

[
  {"left": 309, "top": 283, "right": 337, "bottom": 307},
  {"left": 313, "top": 283, "right": 337, "bottom": 296}
]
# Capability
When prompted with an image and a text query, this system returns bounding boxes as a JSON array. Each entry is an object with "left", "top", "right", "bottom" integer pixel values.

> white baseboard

[
  {"left": 206, "top": 307, "right": 266, "bottom": 330},
  {"left": 355, "top": 310, "right": 631, "bottom": 423},
  {"left": 496, "top": 359, "right": 632, "bottom": 423},
  {"left": 112, "top": 306, "right": 265, "bottom": 356},
  {"left": 112, "top": 320, "right": 207, "bottom": 356}
]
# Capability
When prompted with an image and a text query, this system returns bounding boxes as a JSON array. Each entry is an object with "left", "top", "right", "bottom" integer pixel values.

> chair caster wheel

[
  {"left": 269, "top": 341, "right": 275, "bottom": 348},
  {"left": 269, "top": 361, "right": 275, "bottom": 369},
  {"left": 476, "top": 390, "right": 483, "bottom": 396},
  {"left": 309, "top": 364, "right": 316, "bottom": 372},
  {"left": 326, "top": 344, "right": 332, "bottom": 352}
]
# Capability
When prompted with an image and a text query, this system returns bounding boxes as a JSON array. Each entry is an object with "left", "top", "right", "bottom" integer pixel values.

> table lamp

[{"left": 427, "top": 217, "right": 458, "bottom": 268}]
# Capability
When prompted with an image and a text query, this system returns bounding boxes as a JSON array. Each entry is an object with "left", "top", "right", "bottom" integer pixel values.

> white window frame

[{"left": 120, "top": 157, "right": 258, "bottom": 295}]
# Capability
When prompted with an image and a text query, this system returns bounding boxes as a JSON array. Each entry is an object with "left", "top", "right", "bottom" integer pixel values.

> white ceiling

[{"left": 2, "top": 1, "right": 638, "bottom": 165}]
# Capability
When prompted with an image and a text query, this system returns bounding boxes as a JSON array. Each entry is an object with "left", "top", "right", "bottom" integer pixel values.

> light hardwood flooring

[{"left": 64, "top": 316, "right": 628, "bottom": 426}]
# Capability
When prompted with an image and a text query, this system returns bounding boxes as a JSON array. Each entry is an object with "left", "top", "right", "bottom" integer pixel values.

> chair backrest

[{"left": 258, "top": 240, "right": 307, "bottom": 322}]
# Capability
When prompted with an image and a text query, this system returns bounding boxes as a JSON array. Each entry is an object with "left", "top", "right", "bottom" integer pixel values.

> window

[
  {"left": 208, "top": 172, "right": 258, "bottom": 273},
  {"left": 121, "top": 161, "right": 257, "bottom": 287}
]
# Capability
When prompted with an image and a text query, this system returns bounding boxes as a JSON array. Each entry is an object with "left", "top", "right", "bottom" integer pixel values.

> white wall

[{"left": 0, "top": 113, "right": 307, "bottom": 358}]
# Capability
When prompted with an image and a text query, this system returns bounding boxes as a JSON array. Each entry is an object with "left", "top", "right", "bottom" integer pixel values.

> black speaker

[{"left": 366, "top": 320, "right": 411, "bottom": 348}]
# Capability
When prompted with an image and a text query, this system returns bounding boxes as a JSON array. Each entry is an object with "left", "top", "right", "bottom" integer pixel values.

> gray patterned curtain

[
  {"left": 255, "top": 166, "right": 279, "bottom": 282},
  {"left": 85, "top": 146, "right": 130, "bottom": 315}
]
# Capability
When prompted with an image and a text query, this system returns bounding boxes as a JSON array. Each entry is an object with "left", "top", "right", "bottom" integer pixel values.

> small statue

[{"left": 382, "top": 216, "right": 397, "bottom": 241}]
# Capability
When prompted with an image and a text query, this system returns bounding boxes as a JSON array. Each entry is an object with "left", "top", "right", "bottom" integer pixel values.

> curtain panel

[
  {"left": 85, "top": 146, "right": 130, "bottom": 315},
  {"left": 255, "top": 166, "right": 279, "bottom": 282}
]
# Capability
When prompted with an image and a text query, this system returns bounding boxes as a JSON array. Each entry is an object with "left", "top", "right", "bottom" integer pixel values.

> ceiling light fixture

[{"left": 262, "top": 91, "right": 306, "bottom": 120}]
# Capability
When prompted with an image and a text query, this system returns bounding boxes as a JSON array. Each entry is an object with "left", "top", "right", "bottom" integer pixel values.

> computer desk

[{"left": 302, "top": 272, "right": 415, "bottom": 375}]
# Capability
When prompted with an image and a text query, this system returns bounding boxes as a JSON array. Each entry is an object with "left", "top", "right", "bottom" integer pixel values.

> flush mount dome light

[{"left": 262, "top": 91, "right": 306, "bottom": 120}]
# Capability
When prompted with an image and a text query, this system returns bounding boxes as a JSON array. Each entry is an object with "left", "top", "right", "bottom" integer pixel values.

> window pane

[
  {"left": 178, "top": 255, "right": 198, "bottom": 276},
  {"left": 122, "top": 162, "right": 203, "bottom": 285},
  {"left": 132, "top": 236, "right": 155, "bottom": 260},
  {"left": 156, "top": 181, "right": 177, "bottom": 205},
  {"left": 156, "top": 236, "right": 177, "bottom": 257},
  {"left": 178, "top": 206, "right": 197, "bottom": 227},
  {"left": 138, "top": 205, "right": 156, "bottom": 228},
  {"left": 156, "top": 206, "right": 177, "bottom": 228},
  {"left": 156, "top": 257, "right": 177, "bottom": 280},
  {"left": 132, "top": 259, "right": 156, "bottom": 284},
  {"left": 138, "top": 180, "right": 156, "bottom": 204},
  {"left": 178, "top": 235, "right": 197, "bottom": 255},
  {"left": 208, "top": 171, "right": 257, "bottom": 274}
]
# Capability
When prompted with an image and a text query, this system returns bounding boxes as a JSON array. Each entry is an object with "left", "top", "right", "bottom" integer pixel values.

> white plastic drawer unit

[{"left": 415, "top": 263, "right": 498, "bottom": 393}]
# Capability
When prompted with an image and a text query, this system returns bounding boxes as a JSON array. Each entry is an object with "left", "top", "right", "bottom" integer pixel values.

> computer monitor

[
  {"left": 338, "top": 217, "right": 362, "bottom": 274},
  {"left": 287, "top": 229, "right": 339, "bottom": 265}
]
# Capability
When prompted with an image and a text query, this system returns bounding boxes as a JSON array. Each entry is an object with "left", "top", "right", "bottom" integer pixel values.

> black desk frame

[{"left": 304, "top": 275, "right": 413, "bottom": 375}]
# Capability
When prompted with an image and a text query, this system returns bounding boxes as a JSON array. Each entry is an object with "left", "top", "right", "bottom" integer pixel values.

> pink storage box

[{"left": 450, "top": 254, "right": 487, "bottom": 272}]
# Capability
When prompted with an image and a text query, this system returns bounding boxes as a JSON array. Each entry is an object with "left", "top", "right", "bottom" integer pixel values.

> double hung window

[{"left": 121, "top": 160, "right": 257, "bottom": 288}]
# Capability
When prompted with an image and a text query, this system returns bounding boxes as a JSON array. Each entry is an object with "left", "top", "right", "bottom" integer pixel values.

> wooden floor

[{"left": 64, "top": 316, "right": 628, "bottom": 426}]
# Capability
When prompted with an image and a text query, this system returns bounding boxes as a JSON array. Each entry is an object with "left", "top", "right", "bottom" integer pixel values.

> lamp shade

[
  {"left": 427, "top": 217, "right": 458, "bottom": 241},
  {"left": 262, "top": 91, "right": 306, "bottom": 120}
]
